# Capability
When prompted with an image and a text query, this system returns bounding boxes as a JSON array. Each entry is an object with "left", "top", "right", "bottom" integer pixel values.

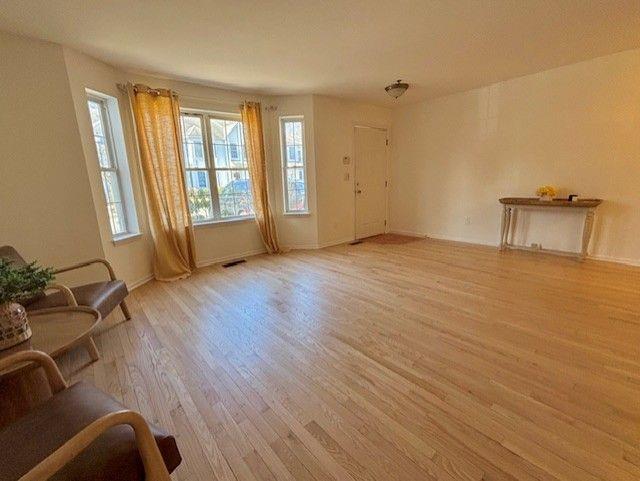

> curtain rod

[
  {"left": 117, "top": 83, "right": 265, "bottom": 108},
  {"left": 116, "top": 83, "right": 178, "bottom": 98},
  {"left": 117, "top": 83, "right": 278, "bottom": 113}
]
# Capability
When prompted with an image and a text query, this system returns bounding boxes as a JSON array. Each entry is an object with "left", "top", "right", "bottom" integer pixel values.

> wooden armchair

[
  {"left": 0, "top": 246, "right": 131, "bottom": 321},
  {"left": 0, "top": 351, "right": 181, "bottom": 481}
]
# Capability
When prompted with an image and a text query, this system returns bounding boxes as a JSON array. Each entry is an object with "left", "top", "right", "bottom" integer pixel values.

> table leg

[
  {"left": 580, "top": 209, "right": 595, "bottom": 260},
  {"left": 499, "top": 205, "right": 508, "bottom": 250},
  {"left": 86, "top": 337, "right": 100, "bottom": 362},
  {"left": 503, "top": 207, "right": 513, "bottom": 248},
  {"left": 500, "top": 205, "right": 511, "bottom": 251}
]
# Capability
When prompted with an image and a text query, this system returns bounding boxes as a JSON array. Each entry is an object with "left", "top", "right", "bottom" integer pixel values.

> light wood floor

[{"left": 58, "top": 237, "right": 640, "bottom": 481}]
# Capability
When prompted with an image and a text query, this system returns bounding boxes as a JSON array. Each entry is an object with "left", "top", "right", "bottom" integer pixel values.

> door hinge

[
  {"left": 384, "top": 220, "right": 387, "bottom": 226},
  {"left": 385, "top": 139, "right": 389, "bottom": 146},
  {"left": 385, "top": 180, "right": 388, "bottom": 187}
]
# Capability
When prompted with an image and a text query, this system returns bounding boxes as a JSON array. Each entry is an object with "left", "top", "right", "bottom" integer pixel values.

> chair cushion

[
  {"left": 0, "top": 381, "right": 181, "bottom": 481},
  {"left": 27, "top": 280, "right": 129, "bottom": 319}
]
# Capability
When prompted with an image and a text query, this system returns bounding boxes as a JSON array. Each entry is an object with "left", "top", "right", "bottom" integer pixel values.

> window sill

[
  {"left": 194, "top": 216, "right": 255, "bottom": 229},
  {"left": 283, "top": 211, "right": 311, "bottom": 217},
  {"left": 112, "top": 232, "right": 142, "bottom": 245}
]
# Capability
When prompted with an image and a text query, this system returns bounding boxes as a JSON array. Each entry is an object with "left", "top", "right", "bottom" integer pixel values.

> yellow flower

[{"left": 536, "top": 185, "right": 557, "bottom": 197}]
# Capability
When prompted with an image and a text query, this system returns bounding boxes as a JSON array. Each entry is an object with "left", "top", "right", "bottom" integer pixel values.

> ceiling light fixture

[{"left": 385, "top": 79, "right": 409, "bottom": 99}]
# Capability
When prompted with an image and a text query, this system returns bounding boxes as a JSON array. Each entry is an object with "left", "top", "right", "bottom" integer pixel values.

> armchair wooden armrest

[
  {"left": 45, "top": 283, "right": 78, "bottom": 306},
  {"left": 53, "top": 258, "right": 116, "bottom": 281},
  {"left": 19, "top": 410, "right": 171, "bottom": 481},
  {"left": 0, "top": 351, "right": 67, "bottom": 394}
]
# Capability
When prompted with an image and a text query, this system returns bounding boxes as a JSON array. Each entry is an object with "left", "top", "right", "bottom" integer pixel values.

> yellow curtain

[
  {"left": 240, "top": 102, "right": 280, "bottom": 253},
  {"left": 129, "top": 84, "right": 196, "bottom": 281}
]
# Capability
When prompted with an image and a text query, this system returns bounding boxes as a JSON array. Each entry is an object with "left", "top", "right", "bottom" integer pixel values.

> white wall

[
  {"left": 390, "top": 48, "right": 640, "bottom": 265},
  {"left": 314, "top": 96, "right": 392, "bottom": 246},
  {"left": 265, "top": 94, "right": 319, "bottom": 249},
  {"left": 0, "top": 32, "right": 105, "bottom": 284},
  {"left": 63, "top": 48, "right": 154, "bottom": 288},
  {"left": 5, "top": 28, "right": 638, "bottom": 276}
]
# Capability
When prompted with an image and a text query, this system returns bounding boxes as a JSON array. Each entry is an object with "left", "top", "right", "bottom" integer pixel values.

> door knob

[{"left": 356, "top": 189, "right": 362, "bottom": 194}]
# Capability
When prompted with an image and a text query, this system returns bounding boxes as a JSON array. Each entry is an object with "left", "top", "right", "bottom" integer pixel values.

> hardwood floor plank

[{"left": 56, "top": 238, "right": 640, "bottom": 481}]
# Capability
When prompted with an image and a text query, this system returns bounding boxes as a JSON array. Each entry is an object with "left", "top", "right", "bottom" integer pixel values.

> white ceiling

[{"left": 1, "top": 0, "right": 640, "bottom": 106}]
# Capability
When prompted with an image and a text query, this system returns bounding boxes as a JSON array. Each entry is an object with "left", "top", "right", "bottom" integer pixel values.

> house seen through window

[{"left": 180, "top": 112, "right": 254, "bottom": 223}]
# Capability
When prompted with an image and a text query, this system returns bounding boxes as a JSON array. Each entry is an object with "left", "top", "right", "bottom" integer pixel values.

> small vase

[{"left": 0, "top": 302, "right": 32, "bottom": 350}]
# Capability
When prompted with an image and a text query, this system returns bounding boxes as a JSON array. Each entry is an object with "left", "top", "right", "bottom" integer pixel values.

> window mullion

[{"left": 203, "top": 115, "right": 221, "bottom": 219}]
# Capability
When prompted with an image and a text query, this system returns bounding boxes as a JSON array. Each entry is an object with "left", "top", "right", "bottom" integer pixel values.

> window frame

[
  {"left": 279, "top": 116, "right": 309, "bottom": 214},
  {"left": 180, "top": 109, "right": 254, "bottom": 225},
  {"left": 86, "top": 91, "right": 139, "bottom": 240}
]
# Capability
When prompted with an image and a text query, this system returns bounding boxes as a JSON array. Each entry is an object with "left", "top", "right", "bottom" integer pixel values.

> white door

[{"left": 354, "top": 126, "right": 388, "bottom": 239}]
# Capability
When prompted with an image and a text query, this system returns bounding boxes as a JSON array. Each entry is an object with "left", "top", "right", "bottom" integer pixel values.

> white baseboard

[
  {"left": 282, "top": 236, "right": 355, "bottom": 251},
  {"left": 423, "top": 232, "right": 498, "bottom": 248},
  {"left": 129, "top": 273, "right": 154, "bottom": 291},
  {"left": 389, "top": 229, "right": 640, "bottom": 267},
  {"left": 283, "top": 243, "right": 321, "bottom": 250},
  {"left": 127, "top": 248, "right": 268, "bottom": 288},
  {"left": 318, "top": 236, "right": 356, "bottom": 249},
  {"left": 196, "top": 239, "right": 353, "bottom": 268},
  {"left": 388, "top": 228, "right": 428, "bottom": 238},
  {"left": 389, "top": 229, "right": 497, "bottom": 247},
  {"left": 196, "top": 248, "right": 267, "bottom": 268},
  {"left": 589, "top": 254, "right": 640, "bottom": 267}
]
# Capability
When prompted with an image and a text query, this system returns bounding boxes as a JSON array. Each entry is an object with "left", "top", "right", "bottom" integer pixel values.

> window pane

[
  {"left": 287, "top": 144, "right": 304, "bottom": 167},
  {"left": 216, "top": 169, "right": 254, "bottom": 218},
  {"left": 185, "top": 170, "right": 213, "bottom": 222},
  {"left": 293, "top": 121, "right": 303, "bottom": 144},
  {"left": 87, "top": 100, "right": 111, "bottom": 168},
  {"left": 286, "top": 146, "right": 294, "bottom": 166},
  {"left": 95, "top": 137, "right": 110, "bottom": 168},
  {"left": 88, "top": 101, "right": 104, "bottom": 136},
  {"left": 213, "top": 143, "right": 229, "bottom": 168},
  {"left": 101, "top": 170, "right": 122, "bottom": 203},
  {"left": 285, "top": 122, "right": 295, "bottom": 145},
  {"left": 180, "top": 115, "right": 206, "bottom": 168},
  {"left": 107, "top": 202, "right": 127, "bottom": 236},
  {"left": 211, "top": 118, "right": 245, "bottom": 169},
  {"left": 286, "top": 167, "right": 306, "bottom": 211},
  {"left": 287, "top": 186, "right": 302, "bottom": 213},
  {"left": 101, "top": 171, "right": 127, "bottom": 234},
  {"left": 228, "top": 143, "right": 240, "bottom": 162},
  {"left": 226, "top": 121, "right": 242, "bottom": 145},
  {"left": 211, "top": 118, "right": 227, "bottom": 144}
]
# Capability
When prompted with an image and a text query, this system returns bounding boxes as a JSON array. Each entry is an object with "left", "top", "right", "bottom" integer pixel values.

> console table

[{"left": 499, "top": 197, "right": 603, "bottom": 259}]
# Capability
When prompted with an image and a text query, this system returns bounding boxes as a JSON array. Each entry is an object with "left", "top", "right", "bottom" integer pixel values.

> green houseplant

[{"left": 0, "top": 258, "right": 53, "bottom": 350}]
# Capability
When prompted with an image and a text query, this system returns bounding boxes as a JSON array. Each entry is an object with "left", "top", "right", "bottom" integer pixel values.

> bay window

[{"left": 180, "top": 111, "right": 254, "bottom": 223}]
